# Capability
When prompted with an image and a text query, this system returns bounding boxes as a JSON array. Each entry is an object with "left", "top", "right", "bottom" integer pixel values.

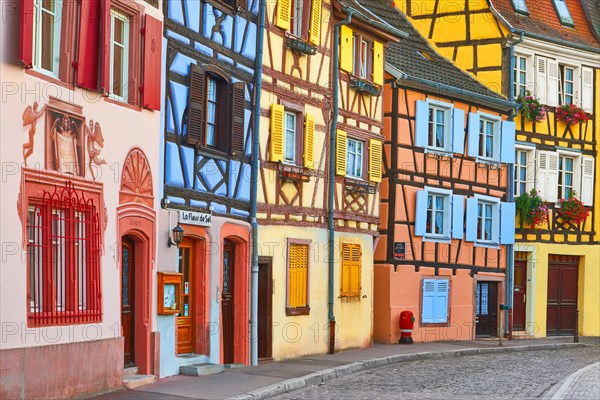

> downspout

[
  {"left": 506, "top": 31, "right": 524, "bottom": 339},
  {"left": 250, "top": 0, "right": 266, "bottom": 366},
  {"left": 328, "top": 9, "right": 353, "bottom": 355}
]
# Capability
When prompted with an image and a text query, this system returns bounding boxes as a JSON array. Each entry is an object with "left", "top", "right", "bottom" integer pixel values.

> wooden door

[
  {"left": 513, "top": 258, "right": 528, "bottom": 330},
  {"left": 121, "top": 237, "right": 135, "bottom": 366},
  {"left": 258, "top": 258, "right": 273, "bottom": 360},
  {"left": 547, "top": 255, "right": 579, "bottom": 336},
  {"left": 475, "top": 281, "right": 498, "bottom": 337},
  {"left": 222, "top": 241, "right": 235, "bottom": 364},
  {"left": 177, "top": 239, "right": 194, "bottom": 354}
]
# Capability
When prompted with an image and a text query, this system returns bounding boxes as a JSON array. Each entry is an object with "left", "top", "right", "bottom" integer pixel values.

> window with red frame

[{"left": 27, "top": 182, "right": 102, "bottom": 327}]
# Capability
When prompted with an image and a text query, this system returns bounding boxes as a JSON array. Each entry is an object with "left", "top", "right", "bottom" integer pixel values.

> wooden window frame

[
  {"left": 204, "top": 73, "right": 230, "bottom": 152},
  {"left": 478, "top": 116, "right": 500, "bottom": 162},
  {"left": 425, "top": 192, "right": 451, "bottom": 238},
  {"left": 514, "top": 148, "right": 531, "bottom": 197},
  {"left": 289, "top": 0, "right": 312, "bottom": 40},
  {"left": 286, "top": 239, "right": 311, "bottom": 316},
  {"left": 352, "top": 33, "right": 373, "bottom": 82},
  {"left": 109, "top": 8, "right": 131, "bottom": 103},
  {"left": 513, "top": 55, "right": 528, "bottom": 99},
  {"left": 559, "top": 65, "right": 576, "bottom": 106},
  {"left": 474, "top": 195, "right": 500, "bottom": 246},
  {"left": 280, "top": 100, "right": 305, "bottom": 167},
  {"left": 346, "top": 137, "right": 365, "bottom": 179},
  {"left": 558, "top": 154, "right": 575, "bottom": 200}
]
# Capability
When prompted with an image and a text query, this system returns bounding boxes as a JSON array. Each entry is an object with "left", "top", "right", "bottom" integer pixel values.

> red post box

[{"left": 399, "top": 310, "right": 415, "bottom": 344}]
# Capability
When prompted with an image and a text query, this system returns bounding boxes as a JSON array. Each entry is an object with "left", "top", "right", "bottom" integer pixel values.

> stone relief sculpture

[
  {"left": 50, "top": 114, "right": 80, "bottom": 175},
  {"left": 84, "top": 120, "right": 106, "bottom": 180},
  {"left": 22, "top": 101, "right": 45, "bottom": 166}
]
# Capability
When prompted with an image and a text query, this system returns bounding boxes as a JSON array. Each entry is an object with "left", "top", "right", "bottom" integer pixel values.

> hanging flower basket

[
  {"left": 556, "top": 191, "right": 589, "bottom": 226},
  {"left": 516, "top": 91, "right": 547, "bottom": 123},
  {"left": 515, "top": 189, "right": 548, "bottom": 228},
  {"left": 555, "top": 104, "right": 590, "bottom": 125}
]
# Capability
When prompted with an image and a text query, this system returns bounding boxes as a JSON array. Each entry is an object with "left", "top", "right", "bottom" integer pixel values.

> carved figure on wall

[
  {"left": 50, "top": 115, "right": 80, "bottom": 175},
  {"left": 84, "top": 120, "right": 106, "bottom": 180},
  {"left": 22, "top": 101, "right": 45, "bottom": 166}
]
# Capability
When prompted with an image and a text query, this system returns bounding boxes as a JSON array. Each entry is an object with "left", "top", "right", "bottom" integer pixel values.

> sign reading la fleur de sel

[{"left": 178, "top": 210, "right": 212, "bottom": 227}]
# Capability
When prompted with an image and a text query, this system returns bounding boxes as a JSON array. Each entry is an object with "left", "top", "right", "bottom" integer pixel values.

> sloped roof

[
  {"left": 582, "top": 0, "right": 600, "bottom": 40},
  {"left": 358, "top": 0, "right": 509, "bottom": 106},
  {"left": 336, "top": 0, "right": 408, "bottom": 39},
  {"left": 490, "top": 0, "right": 600, "bottom": 51}
]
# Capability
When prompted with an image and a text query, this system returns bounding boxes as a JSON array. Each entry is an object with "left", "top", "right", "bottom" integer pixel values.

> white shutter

[
  {"left": 547, "top": 59, "right": 559, "bottom": 107},
  {"left": 536, "top": 150, "right": 548, "bottom": 200},
  {"left": 580, "top": 156, "right": 595, "bottom": 206},
  {"left": 581, "top": 67, "right": 594, "bottom": 113},
  {"left": 546, "top": 152, "right": 559, "bottom": 203},
  {"left": 535, "top": 56, "right": 547, "bottom": 104}
]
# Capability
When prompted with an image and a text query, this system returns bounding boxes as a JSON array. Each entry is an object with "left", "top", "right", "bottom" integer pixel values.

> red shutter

[
  {"left": 143, "top": 15, "right": 163, "bottom": 110},
  {"left": 77, "top": 0, "right": 101, "bottom": 90},
  {"left": 19, "top": 0, "right": 35, "bottom": 67},
  {"left": 100, "top": 0, "right": 112, "bottom": 95},
  {"left": 230, "top": 82, "right": 246, "bottom": 156}
]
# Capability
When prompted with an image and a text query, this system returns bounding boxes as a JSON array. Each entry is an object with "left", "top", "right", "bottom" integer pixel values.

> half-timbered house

[
  {"left": 256, "top": 0, "right": 401, "bottom": 359},
  {"left": 1, "top": 0, "right": 163, "bottom": 397},
  {"left": 365, "top": 1, "right": 517, "bottom": 343},
  {"left": 158, "top": 0, "right": 257, "bottom": 375},
  {"left": 395, "top": 0, "right": 600, "bottom": 338}
]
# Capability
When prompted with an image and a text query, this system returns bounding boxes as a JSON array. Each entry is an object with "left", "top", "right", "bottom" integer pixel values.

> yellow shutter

[
  {"left": 350, "top": 244, "right": 361, "bottom": 297},
  {"left": 270, "top": 103, "right": 284, "bottom": 163},
  {"left": 340, "top": 25, "right": 353, "bottom": 73},
  {"left": 308, "top": 0, "right": 322, "bottom": 45},
  {"left": 372, "top": 41, "right": 384, "bottom": 86},
  {"left": 369, "top": 139, "right": 382, "bottom": 183},
  {"left": 303, "top": 114, "right": 315, "bottom": 169},
  {"left": 341, "top": 243, "right": 361, "bottom": 297},
  {"left": 341, "top": 244, "right": 351, "bottom": 297},
  {"left": 276, "top": 0, "right": 292, "bottom": 31},
  {"left": 288, "top": 244, "right": 308, "bottom": 308},
  {"left": 336, "top": 129, "right": 347, "bottom": 176}
]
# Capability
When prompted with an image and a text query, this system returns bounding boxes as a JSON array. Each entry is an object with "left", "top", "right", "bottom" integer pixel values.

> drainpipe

[
  {"left": 506, "top": 31, "right": 524, "bottom": 339},
  {"left": 249, "top": 0, "right": 266, "bottom": 366},
  {"left": 328, "top": 9, "right": 353, "bottom": 355}
]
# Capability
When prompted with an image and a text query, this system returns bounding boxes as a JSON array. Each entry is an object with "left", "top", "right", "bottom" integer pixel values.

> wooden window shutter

[
  {"left": 77, "top": 0, "right": 101, "bottom": 90},
  {"left": 580, "top": 156, "right": 595, "bottom": 206},
  {"left": 433, "top": 280, "right": 449, "bottom": 323},
  {"left": 465, "top": 197, "right": 478, "bottom": 242},
  {"left": 236, "top": 0, "right": 248, "bottom": 11},
  {"left": 500, "top": 202, "right": 515, "bottom": 245},
  {"left": 581, "top": 67, "right": 594, "bottom": 113},
  {"left": 340, "top": 244, "right": 351, "bottom": 296},
  {"left": 142, "top": 14, "right": 163, "bottom": 110},
  {"left": 421, "top": 279, "right": 436, "bottom": 323},
  {"left": 368, "top": 139, "right": 382, "bottom": 183},
  {"left": 336, "top": 129, "right": 347, "bottom": 176},
  {"left": 187, "top": 64, "right": 206, "bottom": 147},
  {"left": 500, "top": 120, "right": 516, "bottom": 164},
  {"left": 276, "top": 0, "right": 292, "bottom": 30},
  {"left": 270, "top": 103, "right": 285, "bottom": 162},
  {"left": 546, "top": 59, "right": 559, "bottom": 107},
  {"left": 414, "top": 100, "right": 429, "bottom": 148},
  {"left": 545, "top": 152, "right": 559, "bottom": 203},
  {"left": 19, "top": 0, "right": 35, "bottom": 67},
  {"left": 467, "top": 112, "right": 480, "bottom": 158},
  {"left": 100, "top": 0, "right": 112, "bottom": 95},
  {"left": 308, "top": 0, "right": 322, "bottom": 45},
  {"left": 303, "top": 114, "right": 315, "bottom": 169},
  {"left": 414, "top": 190, "right": 427, "bottom": 236},
  {"left": 340, "top": 25, "right": 353, "bottom": 73},
  {"left": 535, "top": 56, "right": 547, "bottom": 104},
  {"left": 231, "top": 82, "right": 246, "bottom": 156},
  {"left": 288, "top": 244, "right": 308, "bottom": 308},
  {"left": 350, "top": 244, "right": 361, "bottom": 297},
  {"left": 451, "top": 108, "right": 465, "bottom": 154},
  {"left": 372, "top": 41, "right": 384, "bottom": 86},
  {"left": 451, "top": 195, "right": 464, "bottom": 240}
]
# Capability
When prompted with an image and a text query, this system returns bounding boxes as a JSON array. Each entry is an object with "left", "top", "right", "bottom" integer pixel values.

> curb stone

[
  {"left": 543, "top": 361, "right": 600, "bottom": 400},
  {"left": 226, "top": 343, "right": 586, "bottom": 400}
]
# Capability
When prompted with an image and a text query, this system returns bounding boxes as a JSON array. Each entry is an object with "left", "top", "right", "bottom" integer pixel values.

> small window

[
  {"left": 340, "top": 243, "right": 361, "bottom": 298},
  {"left": 513, "top": 55, "right": 527, "bottom": 98},
  {"left": 478, "top": 118, "right": 498, "bottom": 160},
  {"left": 421, "top": 279, "right": 449, "bottom": 324},
  {"left": 346, "top": 138, "right": 364, "bottom": 178},
  {"left": 559, "top": 66, "right": 575, "bottom": 105},
  {"left": 553, "top": 0, "right": 574, "bottom": 26},
  {"left": 284, "top": 111, "right": 297, "bottom": 164},
  {"left": 291, "top": 0, "right": 304, "bottom": 38},
  {"left": 426, "top": 193, "right": 449, "bottom": 237},
  {"left": 428, "top": 106, "right": 448, "bottom": 150},
  {"left": 33, "top": 0, "right": 62, "bottom": 76},
  {"left": 353, "top": 35, "right": 373, "bottom": 80},
  {"left": 511, "top": 0, "right": 529, "bottom": 14},
  {"left": 558, "top": 155, "right": 575, "bottom": 200},
  {"left": 206, "top": 77, "right": 218, "bottom": 147},
  {"left": 514, "top": 149, "right": 532, "bottom": 196},
  {"left": 287, "top": 240, "right": 310, "bottom": 315},
  {"left": 477, "top": 201, "right": 497, "bottom": 242},
  {"left": 109, "top": 9, "right": 130, "bottom": 102}
]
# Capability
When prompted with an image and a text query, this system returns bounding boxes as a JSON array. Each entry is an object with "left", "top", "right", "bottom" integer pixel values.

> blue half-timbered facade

[{"left": 158, "top": 0, "right": 258, "bottom": 376}]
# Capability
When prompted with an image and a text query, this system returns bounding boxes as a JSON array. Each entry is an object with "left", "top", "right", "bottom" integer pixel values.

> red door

[
  {"left": 121, "top": 237, "right": 135, "bottom": 366},
  {"left": 547, "top": 255, "right": 579, "bottom": 336},
  {"left": 513, "top": 258, "right": 527, "bottom": 330},
  {"left": 222, "top": 241, "right": 235, "bottom": 364},
  {"left": 258, "top": 258, "right": 273, "bottom": 360}
]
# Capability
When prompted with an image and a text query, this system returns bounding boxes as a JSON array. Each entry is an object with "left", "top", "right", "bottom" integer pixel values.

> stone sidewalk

[
  {"left": 546, "top": 361, "right": 600, "bottom": 400},
  {"left": 91, "top": 338, "right": 590, "bottom": 400}
]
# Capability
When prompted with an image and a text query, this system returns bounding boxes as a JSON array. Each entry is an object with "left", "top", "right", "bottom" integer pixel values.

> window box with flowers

[
  {"left": 516, "top": 91, "right": 546, "bottom": 123},
  {"left": 516, "top": 189, "right": 549, "bottom": 228},
  {"left": 556, "top": 104, "right": 591, "bottom": 125},
  {"left": 556, "top": 191, "right": 589, "bottom": 227}
]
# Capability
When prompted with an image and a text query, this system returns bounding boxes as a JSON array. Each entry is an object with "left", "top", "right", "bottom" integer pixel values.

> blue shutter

[
  {"left": 451, "top": 195, "right": 464, "bottom": 239},
  {"left": 500, "top": 202, "right": 516, "bottom": 244},
  {"left": 415, "top": 100, "right": 429, "bottom": 148},
  {"left": 415, "top": 190, "right": 427, "bottom": 236},
  {"left": 500, "top": 120, "right": 516, "bottom": 164},
  {"left": 422, "top": 279, "right": 436, "bottom": 323},
  {"left": 465, "top": 198, "right": 478, "bottom": 242},
  {"left": 452, "top": 108, "right": 465, "bottom": 154},
  {"left": 467, "top": 113, "right": 480, "bottom": 157},
  {"left": 434, "top": 280, "right": 449, "bottom": 323}
]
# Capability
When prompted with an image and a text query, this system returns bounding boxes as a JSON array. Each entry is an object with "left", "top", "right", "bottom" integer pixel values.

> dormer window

[
  {"left": 553, "top": 0, "right": 574, "bottom": 27},
  {"left": 511, "top": 0, "right": 529, "bottom": 15}
]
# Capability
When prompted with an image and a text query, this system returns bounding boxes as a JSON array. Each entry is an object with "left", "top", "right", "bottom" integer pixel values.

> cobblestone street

[{"left": 275, "top": 345, "right": 600, "bottom": 400}]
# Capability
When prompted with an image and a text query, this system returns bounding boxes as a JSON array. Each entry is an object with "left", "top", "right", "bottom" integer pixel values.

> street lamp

[{"left": 168, "top": 224, "right": 184, "bottom": 247}]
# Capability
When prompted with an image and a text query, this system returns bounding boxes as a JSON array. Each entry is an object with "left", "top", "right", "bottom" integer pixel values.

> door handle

[
  {"left": 523, "top": 293, "right": 526, "bottom": 303},
  {"left": 216, "top": 285, "right": 220, "bottom": 303}
]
